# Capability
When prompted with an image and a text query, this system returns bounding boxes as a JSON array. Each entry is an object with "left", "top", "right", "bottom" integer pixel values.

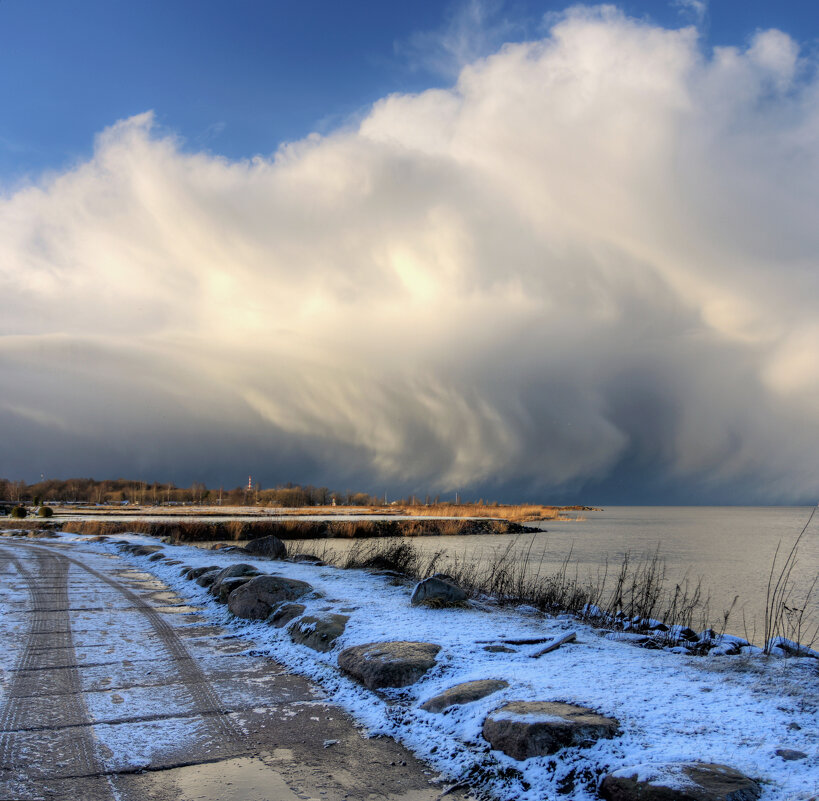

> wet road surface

[{"left": 0, "top": 539, "right": 468, "bottom": 801}]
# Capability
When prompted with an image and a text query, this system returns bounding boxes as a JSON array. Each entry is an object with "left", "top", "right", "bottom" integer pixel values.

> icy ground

[{"left": 57, "top": 534, "right": 819, "bottom": 799}]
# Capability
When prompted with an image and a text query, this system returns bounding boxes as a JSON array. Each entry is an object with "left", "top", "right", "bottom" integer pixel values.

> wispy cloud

[
  {"left": 397, "top": 0, "right": 526, "bottom": 78},
  {"left": 672, "top": 0, "right": 708, "bottom": 25},
  {"left": 2, "top": 8, "right": 818, "bottom": 499}
]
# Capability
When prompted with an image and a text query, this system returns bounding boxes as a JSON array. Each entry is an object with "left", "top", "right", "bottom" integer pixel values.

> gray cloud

[{"left": 2, "top": 7, "right": 819, "bottom": 500}]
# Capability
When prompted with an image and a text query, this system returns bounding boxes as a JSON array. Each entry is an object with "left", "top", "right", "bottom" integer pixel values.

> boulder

[
  {"left": 775, "top": 749, "right": 807, "bottom": 761},
  {"left": 243, "top": 535, "right": 287, "bottom": 560},
  {"left": 195, "top": 570, "right": 220, "bottom": 588},
  {"left": 148, "top": 552, "right": 165, "bottom": 562},
  {"left": 483, "top": 701, "right": 618, "bottom": 760},
  {"left": 668, "top": 626, "right": 699, "bottom": 643},
  {"left": 291, "top": 553, "right": 325, "bottom": 565},
  {"left": 289, "top": 613, "right": 349, "bottom": 652},
  {"left": 337, "top": 641, "right": 441, "bottom": 689},
  {"left": 185, "top": 565, "right": 219, "bottom": 580},
  {"left": 410, "top": 575, "right": 468, "bottom": 606},
  {"left": 216, "top": 576, "right": 255, "bottom": 602},
  {"left": 605, "top": 632, "right": 651, "bottom": 645},
  {"left": 599, "top": 762, "right": 762, "bottom": 801},
  {"left": 227, "top": 575, "right": 312, "bottom": 620},
  {"left": 209, "top": 563, "right": 261, "bottom": 597},
  {"left": 133, "top": 545, "right": 163, "bottom": 556},
  {"left": 270, "top": 603, "right": 306, "bottom": 628},
  {"left": 421, "top": 679, "right": 508, "bottom": 713}
]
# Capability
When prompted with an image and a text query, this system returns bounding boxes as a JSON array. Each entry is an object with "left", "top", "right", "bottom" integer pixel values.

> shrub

[
  {"left": 37, "top": 506, "right": 54, "bottom": 518},
  {"left": 10, "top": 506, "right": 27, "bottom": 519}
]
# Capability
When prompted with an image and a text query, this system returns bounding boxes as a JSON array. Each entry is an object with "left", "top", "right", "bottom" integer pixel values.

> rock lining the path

[
  {"left": 270, "top": 602, "right": 306, "bottom": 627},
  {"left": 216, "top": 575, "right": 256, "bottom": 602},
  {"left": 598, "top": 761, "right": 762, "bottom": 801},
  {"left": 410, "top": 575, "right": 468, "bottom": 607},
  {"left": 209, "top": 563, "right": 261, "bottom": 597},
  {"left": 338, "top": 641, "right": 441, "bottom": 689},
  {"left": 421, "top": 679, "right": 508, "bottom": 713},
  {"left": 289, "top": 613, "right": 349, "bottom": 652},
  {"left": 483, "top": 701, "right": 618, "bottom": 759},
  {"left": 227, "top": 575, "right": 313, "bottom": 620},
  {"left": 243, "top": 535, "right": 287, "bottom": 559}
]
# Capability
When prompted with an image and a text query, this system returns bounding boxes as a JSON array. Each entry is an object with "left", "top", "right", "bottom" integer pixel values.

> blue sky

[
  {"left": 2, "top": 0, "right": 817, "bottom": 183},
  {"left": 3, "top": 1, "right": 819, "bottom": 503}
]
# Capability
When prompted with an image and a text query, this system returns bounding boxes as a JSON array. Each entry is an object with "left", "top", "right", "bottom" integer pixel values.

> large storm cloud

[{"left": 2, "top": 7, "right": 819, "bottom": 500}]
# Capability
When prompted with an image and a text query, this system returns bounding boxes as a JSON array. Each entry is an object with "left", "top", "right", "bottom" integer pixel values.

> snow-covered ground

[{"left": 61, "top": 534, "right": 819, "bottom": 800}]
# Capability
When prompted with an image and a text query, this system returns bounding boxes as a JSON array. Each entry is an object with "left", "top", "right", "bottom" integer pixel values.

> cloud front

[{"left": 3, "top": 7, "right": 819, "bottom": 500}]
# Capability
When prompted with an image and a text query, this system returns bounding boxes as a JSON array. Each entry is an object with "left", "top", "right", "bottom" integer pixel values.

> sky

[{"left": 2, "top": 0, "right": 819, "bottom": 503}]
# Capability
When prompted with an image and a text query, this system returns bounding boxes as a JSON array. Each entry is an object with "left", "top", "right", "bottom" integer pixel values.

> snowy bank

[{"left": 67, "top": 533, "right": 819, "bottom": 800}]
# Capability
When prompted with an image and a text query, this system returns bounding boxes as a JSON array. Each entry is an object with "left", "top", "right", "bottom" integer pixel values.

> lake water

[{"left": 303, "top": 506, "right": 819, "bottom": 642}]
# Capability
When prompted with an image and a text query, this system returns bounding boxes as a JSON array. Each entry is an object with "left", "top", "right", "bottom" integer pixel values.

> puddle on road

[
  {"left": 154, "top": 605, "right": 201, "bottom": 614},
  {"left": 151, "top": 590, "right": 184, "bottom": 602},
  {"left": 114, "top": 571, "right": 199, "bottom": 612},
  {"left": 147, "top": 756, "right": 303, "bottom": 801}
]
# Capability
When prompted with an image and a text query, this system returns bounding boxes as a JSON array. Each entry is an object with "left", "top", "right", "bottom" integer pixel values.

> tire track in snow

[
  {"left": 20, "top": 543, "right": 244, "bottom": 746},
  {"left": 0, "top": 546, "right": 111, "bottom": 798}
]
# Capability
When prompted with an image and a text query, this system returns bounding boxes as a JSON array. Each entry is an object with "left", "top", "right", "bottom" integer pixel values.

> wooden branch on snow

[
  {"left": 529, "top": 631, "right": 576, "bottom": 658},
  {"left": 476, "top": 636, "right": 553, "bottom": 645}
]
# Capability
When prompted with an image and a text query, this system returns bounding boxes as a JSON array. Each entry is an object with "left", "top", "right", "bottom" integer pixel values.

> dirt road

[{"left": 0, "top": 540, "right": 468, "bottom": 801}]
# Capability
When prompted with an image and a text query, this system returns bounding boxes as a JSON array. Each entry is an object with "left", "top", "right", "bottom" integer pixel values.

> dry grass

[
  {"left": 40, "top": 502, "right": 579, "bottom": 522},
  {"left": 27, "top": 517, "right": 523, "bottom": 542},
  {"left": 287, "top": 534, "right": 728, "bottom": 635},
  {"left": 763, "top": 507, "right": 819, "bottom": 654},
  {"left": 389, "top": 503, "right": 574, "bottom": 522}
]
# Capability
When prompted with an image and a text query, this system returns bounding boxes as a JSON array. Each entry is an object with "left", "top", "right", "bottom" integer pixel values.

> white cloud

[{"left": 2, "top": 7, "right": 819, "bottom": 499}]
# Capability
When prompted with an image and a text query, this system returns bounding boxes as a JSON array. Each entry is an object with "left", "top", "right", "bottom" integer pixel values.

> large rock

[
  {"left": 132, "top": 545, "right": 163, "bottom": 556},
  {"left": 421, "top": 679, "right": 508, "bottom": 713},
  {"left": 483, "top": 701, "right": 618, "bottom": 760},
  {"left": 599, "top": 762, "right": 762, "bottom": 801},
  {"left": 291, "top": 553, "right": 325, "bottom": 564},
  {"left": 338, "top": 641, "right": 441, "bottom": 689},
  {"left": 227, "top": 574, "right": 313, "bottom": 620},
  {"left": 216, "top": 576, "right": 255, "bottom": 602},
  {"left": 195, "top": 569, "right": 221, "bottom": 588},
  {"left": 270, "top": 602, "right": 306, "bottom": 628},
  {"left": 410, "top": 575, "right": 468, "bottom": 606},
  {"left": 243, "top": 535, "right": 287, "bottom": 559},
  {"left": 289, "top": 613, "right": 349, "bottom": 652},
  {"left": 185, "top": 565, "right": 219, "bottom": 580},
  {"left": 774, "top": 748, "right": 807, "bottom": 761},
  {"left": 209, "top": 563, "right": 261, "bottom": 597}
]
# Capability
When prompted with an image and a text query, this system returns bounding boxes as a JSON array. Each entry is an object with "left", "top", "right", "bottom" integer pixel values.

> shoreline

[
  {"left": 2, "top": 527, "right": 817, "bottom": 801},
  {"left": 103, "top": 533, "right": 819, "bottom": 800}
]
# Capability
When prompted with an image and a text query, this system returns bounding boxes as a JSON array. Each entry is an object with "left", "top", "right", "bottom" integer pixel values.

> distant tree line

[{"left": 0, "top": 477, "right": 390, "bottom": 508}]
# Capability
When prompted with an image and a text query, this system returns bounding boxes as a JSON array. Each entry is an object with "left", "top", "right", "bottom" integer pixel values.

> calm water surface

[{"left": 313, "top": 506, "right": 819, "bottom": 639}]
